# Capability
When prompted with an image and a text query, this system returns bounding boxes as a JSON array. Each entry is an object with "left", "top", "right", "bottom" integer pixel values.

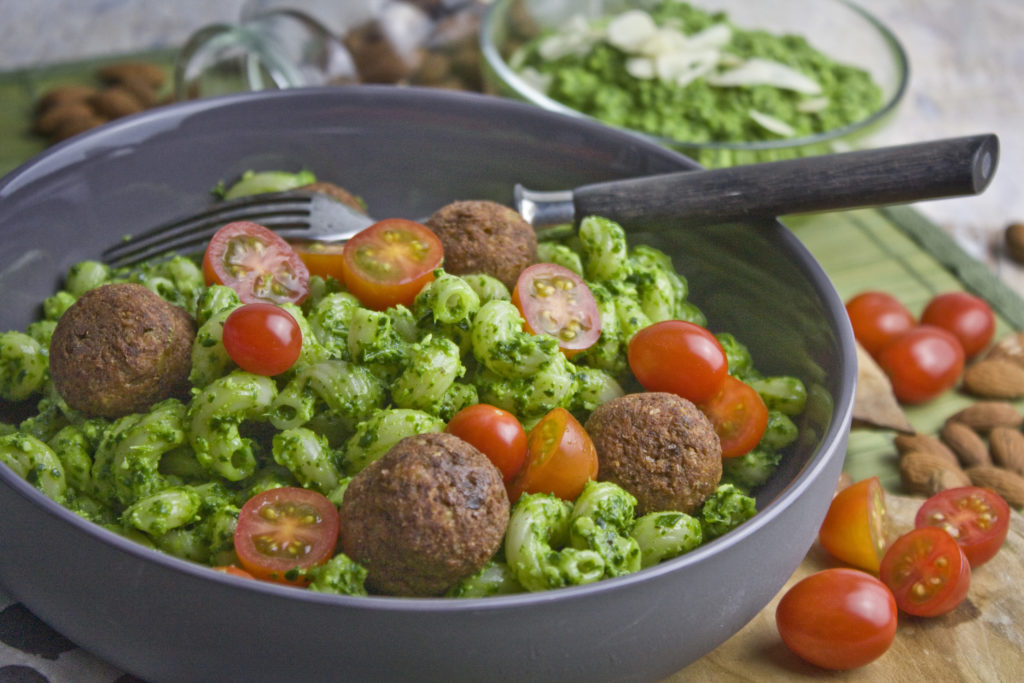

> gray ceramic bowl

[{"left": 0, "top": 86, "right": 855, "bottom": 682}]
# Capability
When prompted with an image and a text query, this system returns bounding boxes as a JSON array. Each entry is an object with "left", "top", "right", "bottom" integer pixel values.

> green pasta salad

[{"left": 0, "top": 171, "right": 809, "bottom": 598}]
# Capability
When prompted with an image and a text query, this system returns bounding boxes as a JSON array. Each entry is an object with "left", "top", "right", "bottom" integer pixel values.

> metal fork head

[{"left": 101, "top": 190, "right": 375, "bottom": 268}]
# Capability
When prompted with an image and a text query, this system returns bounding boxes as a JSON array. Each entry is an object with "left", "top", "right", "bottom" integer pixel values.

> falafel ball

[
  {"left": 424, "top": 199, "right": 537, "bottom": 291},
  {"left": 339, "top": 431, "right": 510, "bottom": 596},
  {"left": 585, "top": 392, "right": 722, "bottom": 515},
  {"left": 299, "top": 181, "right": 367, "bottom": 214},
  {"left": 49, "top": 282, "right": 196, "bottom": 418}
]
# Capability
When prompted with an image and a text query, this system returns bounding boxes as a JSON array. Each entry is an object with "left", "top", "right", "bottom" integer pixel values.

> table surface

[{"left": 1, "top": 1, "right": 1022, "bottom": 681}]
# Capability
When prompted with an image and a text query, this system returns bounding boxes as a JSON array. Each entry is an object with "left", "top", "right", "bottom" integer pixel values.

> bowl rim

[
  {"left": 0, "top": 85, "right": 858, "bottom": 612},
  {"left": 479, "top": 0, "right": 910, "bottom": 152}
]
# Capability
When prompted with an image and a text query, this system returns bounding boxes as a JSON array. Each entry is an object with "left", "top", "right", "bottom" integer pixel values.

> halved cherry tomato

[
  {"left": 920, "top": 291, "right": 996, "bottom": 359},
  {"left": 512, "top": 263, "right": 601, "bottom": 357},
  {"left": 627, "top": 320, "right": 728, "bottom": 403},
  {"left": 776, "top": 568, "right": 897, "bottom": 670},
  {"left": 507, "top": 407, "right": 598, "bottom": 503},
  {"left": 289, "top": 239, "right": 346, "bottom": 284},
  {"left": 213, "top": 565, "right": 256, "bottom": 580},
  {"left": 698, "top": 375, "right": 769, "bottom": 458},
  {"left": 340, "top": 218, "right": 443, "bottom": 310},
  {"left": 879, "top": 526, "right": 971, "bottom": 617},
  {"left": 818, "top": 476, "right": 889, "bottom": 573},
  {"left": 876, "top": 325, "right": 965, "bottom": 404},
  {"left": 446, "top": 403, "right": 528, "bottom": 483},
  {"left": 234, "top": 486, "right": 340, "bottom": 586},
  {"left": 845, "top": 291, "right": 915, "bottom": 357},
  {"left": 202, "top": 221, "right": 310, "bottom": 305},
  {"left": 914, "top": 486, "right": 1010, "bottom": 567},
  {"left": 222, "top": 303, "right": 302, "bottom": 376}
]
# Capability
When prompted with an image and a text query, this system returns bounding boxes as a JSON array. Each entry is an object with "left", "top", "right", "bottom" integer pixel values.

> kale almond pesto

[{"left": 510, "top": 1, "right": 884, "bottom": 152}]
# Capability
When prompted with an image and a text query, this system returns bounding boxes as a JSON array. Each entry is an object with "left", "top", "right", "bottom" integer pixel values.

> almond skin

[
  {"left": 900, "top": 450, "right": 969, "bottom": 497},
  {"left": 966, "top": 465, "right": 1024, "bottom": 509},
  {"left": 948, "top": 401, "right": 1023, "bottom": 433},
  {"left": 962, "top": 358, "right": 1024, "bottom": 399},
  {"left": 940, "top": 420, "right": 992, "bottom": 468},
  {"left": 989, "top": 426, "right": 1024, "bottom": 477},
  {"left": 893, "top": 432, "right": 960, "bottom": 468}
]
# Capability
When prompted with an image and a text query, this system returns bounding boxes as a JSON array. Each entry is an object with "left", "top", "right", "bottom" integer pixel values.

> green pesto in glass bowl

[{"left": 481, "top": 0, "right": 908, "bottom": 167}]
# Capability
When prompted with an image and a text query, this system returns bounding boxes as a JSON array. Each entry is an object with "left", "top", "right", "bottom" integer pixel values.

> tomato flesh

[
  {"left": 340, "top": 218, "right": 443, "bottom": 310},
  {"left": 776, "top": 568, "right": 897, "bottom": 670},
  {"left": 920, "top": 291, "right": 996, "bottom": 359},
  {"left": 914, "top": 486, "right": 1010, "bottom": 567},
  {"left": 845, "top": 291, "right": 916, "bottom": 357},
  {"left": 879, "top": 526, "right": 971, "bottom": 617},
  {"left": 818, "top": 476, "right": 889, "bottom": 573},
  {"left": 627, "top": 320, "right": 728, "bottom": 403},
  {"left": 446, "top": 403, "right": 528, "bottom": 484},
  {"left": 512, "top": 263, "right": 601, "bottom": 357},
  {"left": 876, "top": 325, "right": 965, "bottom": 404},
  {"left": 234, "top": 487, "right": 340, "bottom": 585},
  {"left": 698, "top": 375, "right": 768, "bottom": 458},
  {"left": 202, "top": 221, "right": 310, "bottom": 305},
  {"left": 222, "top": 303, "right": 303, "bottom": 376},
  {"left": 290, "top": 239, "right": 347, "bottom": 284},
  {"left": 507, "top": 407, "right": 598, "bottom": 502}
]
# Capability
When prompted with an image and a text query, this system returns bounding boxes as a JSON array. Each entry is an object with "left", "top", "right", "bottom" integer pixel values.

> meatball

[
  {"left": 49, "top": 283, "right": 196, "bottom": 418},
  {"left": 585, "top": 392, "right": 722, "bottom": 515},
  {"left": 425, "top": 199, "right": 537, "bottom": 291},
  {"left": 339, "top": 432, "right": 509, "bottom": 596}
]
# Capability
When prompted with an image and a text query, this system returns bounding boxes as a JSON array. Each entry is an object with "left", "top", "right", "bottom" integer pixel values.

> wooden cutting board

[{"left": 672, "top": 492, "right": 1024, "bottom": 681}]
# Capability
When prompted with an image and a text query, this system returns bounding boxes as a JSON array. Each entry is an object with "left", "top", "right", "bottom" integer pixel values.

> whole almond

[
  {"left": 88, "top": 87, "right": 145, "bottom": 119},
  {"left": 940, "top": 420, "right": 991, "bottom": 467},
  {"left": 893, "top": 432, "right": 959, "bottom": 468},
  {"left": 50, "top": 113, "right": 106, "bottom": 142},
  {"left": 33, "top": 100, "right": 96, "bottom": 135},
  {"left": 96, "top": 61, "right": 167, "bottom": 89},
  {"left": 962, "top": 358, "right": 1024, "bottom": 399},
  {"left": 35, "top": 84, "right": 96, "bottom": 113},
  {"left": 989, "top": 426, "right": 1024, "bottom": 476},
  {"left": 948, "top": 401, "right": 1023, "bottom": 433},
  {"left": 986, "top": 330, "right": 1024, "bottom": 368},
  {"left": 900, "top": 450, "right": 968, "bottom": 497},
  {"left": 966, "top": 465, "right": 1024, "bottom": 508},
  {"left": 1005, "top": 223, "right": 1024, "bottom": 266}
]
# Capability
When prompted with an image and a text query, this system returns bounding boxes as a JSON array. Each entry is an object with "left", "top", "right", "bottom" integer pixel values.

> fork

[
  {"left": 102, "top": 190, "right": 375, "bottom": 268},
  {"left": 102, "top": 134, "right": 998, "bottom": 269}
]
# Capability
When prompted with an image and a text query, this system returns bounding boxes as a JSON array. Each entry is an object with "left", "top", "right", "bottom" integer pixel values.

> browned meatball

[
  {"left": 49, "top": 283, "right": 196, "bottom": 418},
  {"left": 585, "top": 392, "right": 722, "bottom": 515},
  {"left": 339, "top": 432, "right": 510, "bottom": 596},
  {"left": 425, "top": 200, "right": 537, "bottom": 290}
]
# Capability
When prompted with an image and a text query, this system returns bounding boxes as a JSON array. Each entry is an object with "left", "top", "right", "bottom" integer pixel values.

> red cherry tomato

[
  {"left": 507, "top": 407, "right": 598, "bottom": 503},
  {"left": 202, "top": 221, "right": 310, "bottom": 305},
  {"left": 512, "top": 263, "right": 601, "bottom": 358},
  {"left": 698, "top": 375, "right": 769, "bottom": 458},
  {"left": 340, "top": 218, "right": 443, "bottom": 310},
  {"left": 234, "top": 486, "right": 340, "bottom": 586},
  {"left": 845, "top": 291, "right": 915, "bottom": 357},
  {"left": 627, "top": 320, "right": 729, "bottom": 403},
  {"left": 914, "top": 486, "right": 1010, "bottom": 567},
  {"left": 446, "top": 403, "right": 528, "bottom": 484},
  {"left": 818, "top": 476, "right": 889, "bottom": 573},
  {"left": 876, "top": 325, "right": 965, "bottom": 404},
  {"left": 776, "top": 568, "right": 898, "bottom": 670},
  {"left": 213, "top": 565, "right": 256, "bottom": 580},
  {"left": 289, "top": 239, "right": 346, "bottom": 284},
  {"left": 222, "top": 303, "right": 303, "bottom": 376},
  {"left": 879, "top": 526, "right": 971, "bottom": 617},
  {"left": 920, "top": 291, "right": 996, "bottom": 359}
]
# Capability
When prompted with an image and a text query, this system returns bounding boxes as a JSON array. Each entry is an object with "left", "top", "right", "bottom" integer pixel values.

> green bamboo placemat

[{"left": 4, "top": 52, "right": 1024, "bottom": 493}]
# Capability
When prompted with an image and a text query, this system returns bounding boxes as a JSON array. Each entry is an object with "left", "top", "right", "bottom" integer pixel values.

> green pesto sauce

[{"left": 513, "top": 1, "right": 884, "bottom": 146}]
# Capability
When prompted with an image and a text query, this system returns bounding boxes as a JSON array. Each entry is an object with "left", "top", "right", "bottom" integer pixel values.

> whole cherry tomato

[
  {"left": 512, "top": 263, "right": 601, "bottom": 358},
  {"left": 845, "top": 291, "right": 915, "bottom": 357},
  {"left": 203, "top": 221, "right": 310, "bottom": 305},
  {"left": 222, "top": 303, "right": 303, "bottom": 376},
  {"left": 920, "top": 291, "right": 996, "bottom": 359},
  {"left": 879, "top": 526, "right": 971, "bottom": 617},
  {"left": 627, "top": 320, "right": 729, "bottom": 403},
  {"left": 446, "top": 403, "right": 528, "bottom": 484},
  {"left": 914, "top": 486, "right": 1010, "bottom": 567},
  {"left": 876, "top": 325, "right": 965, "bottom": 404},
  {"left": 340, "top": 218, "right": 443, "bottom": 310},
  {"left": 698, "top": 375, "right": 769, "bottom": 458},
  {"left": 507, "top": 407, "right": 598, "bottom": 503},
  {"left": 776, "top": 568, "right": 898, "bottom": 670},
  {"left": 818, "top": 476, "right": 889, "bottom": 573}
]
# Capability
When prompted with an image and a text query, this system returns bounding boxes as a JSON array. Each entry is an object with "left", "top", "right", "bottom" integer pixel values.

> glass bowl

[{"left": 480, "top": 0, "right": 909, "bottom": 167}]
